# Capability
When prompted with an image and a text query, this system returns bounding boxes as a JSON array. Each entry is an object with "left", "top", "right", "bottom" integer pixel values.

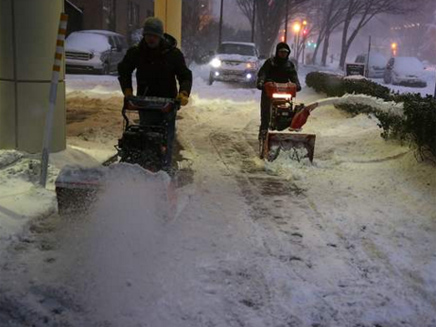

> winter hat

[
  {"left": 143, "top": 17, "right": 164, "bottom": 38},
  {"left": 276, "top": 42, "right": 291, "bottom": 56}
]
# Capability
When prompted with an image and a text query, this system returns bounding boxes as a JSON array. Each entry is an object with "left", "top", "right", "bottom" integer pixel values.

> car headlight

[
  {"left": 210, "top": 58, "right": 222, "bottom": 68},
  {"left": 246, "top": 62, "right": 256, "bottom": 69}
]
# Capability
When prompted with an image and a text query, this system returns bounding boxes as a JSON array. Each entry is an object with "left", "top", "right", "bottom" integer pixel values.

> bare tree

[
  {"left": 182, "top": 1, "right": 214, "bottom": 64},
  {"left": 319, "top": 0, "right": 348, "bottom": 66},
  {"left": 301, "top": 0, "right": 346, "bottom": 65},
  {"left": 236, "top": 0, "right": 307, "bottom": 56},
  {"left": 338, "top": 0, "right": 423, "bottom": 68}
]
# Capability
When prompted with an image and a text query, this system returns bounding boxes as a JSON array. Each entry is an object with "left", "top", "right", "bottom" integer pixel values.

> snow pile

[
  {"left": 265, "top": 149, "right": 313, "bottom": 181},
  {"left": 344, "top": 75, "right": 367, "bottom": 80},
  {"left": 0, "top": 151, "right": 56, "bottom": 250},
  {"left": 0, "top": 147, "right": 102, "bottom": 251}
]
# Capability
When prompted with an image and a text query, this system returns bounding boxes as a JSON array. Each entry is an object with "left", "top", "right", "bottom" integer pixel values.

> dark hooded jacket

[
  {"left": 118, "top": 34, "right": 192, "bottom": 98},
  {"left": 257, "top": 42, "right": 301, "bottom": 90}
]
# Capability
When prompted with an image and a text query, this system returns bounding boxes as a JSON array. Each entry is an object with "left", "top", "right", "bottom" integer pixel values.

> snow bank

[{"left": 0, "top": 147, "right": 102, "bottom": 251}]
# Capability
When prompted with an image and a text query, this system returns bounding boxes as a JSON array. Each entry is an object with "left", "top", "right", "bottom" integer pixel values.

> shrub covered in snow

[
  {"left": 306, "top": 71, "right": 391, "bottom": 100},
  {"left": 306, "top": 72, "right": 436, "bottom": 161}
]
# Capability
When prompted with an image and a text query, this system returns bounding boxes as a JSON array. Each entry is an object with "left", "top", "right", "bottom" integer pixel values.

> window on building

[
  {"left": 128, "top": 1, "right": 140, "bottom": 28},
  {"left": 103, "top": 0, "right": 116, "bottom": 31}
]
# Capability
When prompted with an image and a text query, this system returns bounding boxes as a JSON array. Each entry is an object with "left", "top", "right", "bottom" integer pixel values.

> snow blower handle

[{"left": 122, "top": 96, "right": 180, "bottom": 126}]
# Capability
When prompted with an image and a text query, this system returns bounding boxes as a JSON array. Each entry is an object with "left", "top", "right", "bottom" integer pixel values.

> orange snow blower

[{"left": 259, "top": 82, "right": 317, "bottom": 162}]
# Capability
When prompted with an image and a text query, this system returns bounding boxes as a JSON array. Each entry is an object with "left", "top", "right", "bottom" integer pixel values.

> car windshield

[
  {"left": 218, "top": 44, "right": 256, "bottom": 56},
  {"left": 66, "top": 33, "right": 111, "bottom": 52},
  {"left": 369, "top": 53, "right": 387, "bottom": 68}
]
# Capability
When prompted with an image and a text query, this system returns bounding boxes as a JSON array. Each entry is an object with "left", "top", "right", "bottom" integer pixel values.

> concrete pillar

[
  {"left": 0, "top": 0, "right": 66, "bottom": 153},
  {"left": 154, "top": 0, "right": 182, "bottom": 47}
]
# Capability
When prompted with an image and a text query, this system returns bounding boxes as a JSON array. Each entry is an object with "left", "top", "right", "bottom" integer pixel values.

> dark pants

[
  {"left": 260, "top": 92, "right": 271, "bottom": 133},
  {"left": 139, "top": 111, "right": 176, "bottom": 171}
]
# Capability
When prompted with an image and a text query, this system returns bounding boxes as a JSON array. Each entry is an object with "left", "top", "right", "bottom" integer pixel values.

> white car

[
  {"left": 208, "top": 42, "right": 262, "bottom": 87},
  {"left": 383, "top": 57, "right": 427, "bottom": 87},
  {"left": 66, "top": 30, "right": 128, "bottom": 75},
  {"left": 355, "top": 53, "right": 387, "bottom": 78}
]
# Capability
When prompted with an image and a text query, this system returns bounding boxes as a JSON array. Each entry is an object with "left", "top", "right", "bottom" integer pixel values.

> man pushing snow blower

[
  {"left": 117, "top": 17, "right": 193, "bottom": 172},
  {"left": 55, "top": 18, "right": 192, "bottom": 215},
  {"left": 256, "top": 43, "right": 316, "bottom": 162}
]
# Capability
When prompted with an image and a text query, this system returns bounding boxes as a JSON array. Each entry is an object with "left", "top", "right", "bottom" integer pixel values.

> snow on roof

[
  {"left": 221, "top": 41, "right": 256, "bottom": 47},
  {"left": 65, "top": 0, "right": 83, "bottom": 13},
  {"left": 393, "top": 57, "right": 425, "bottom": 76},
  {"left": 79, "top": 30, "right": 124, "bottom": 37},
  {"left": 66, "top": 32, "right": 111, "bottom": 52}
]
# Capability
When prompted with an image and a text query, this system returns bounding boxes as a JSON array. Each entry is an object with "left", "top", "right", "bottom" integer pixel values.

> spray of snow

[
  {"left": 308, "top": 93, "right": 404, "bottom": 116},
  {"left": 55, "top": 164, "right": 173, "bottom": 325}
]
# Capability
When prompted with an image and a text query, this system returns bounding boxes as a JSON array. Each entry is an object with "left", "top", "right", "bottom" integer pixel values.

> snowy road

[{"left": 1, "top": 71, "right": 436, "bottom": 327}]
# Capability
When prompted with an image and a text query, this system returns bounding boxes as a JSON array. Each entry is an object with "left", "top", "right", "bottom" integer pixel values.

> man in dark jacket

[
  {"left": 256, "top": 42, "right": 301, "bottom": 137},
  {"left": 118, "top": 17, "right": 193, "bottom": 170}
]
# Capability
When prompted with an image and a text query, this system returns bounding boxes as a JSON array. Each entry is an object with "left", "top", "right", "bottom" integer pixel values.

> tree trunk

[
  {"left": 321, "top": 29, "right": 331, "bottom": 66},
  {"left": 311, "top": 30, "right": 325, "bottom": 64},
  {"left": 339, "top": 18, "right": 351, "bottom": 69}
]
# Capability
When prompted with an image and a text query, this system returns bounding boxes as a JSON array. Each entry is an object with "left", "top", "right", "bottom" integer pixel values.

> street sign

[{"left": 345, "top": 63, "right": 365, "bottom": 76}]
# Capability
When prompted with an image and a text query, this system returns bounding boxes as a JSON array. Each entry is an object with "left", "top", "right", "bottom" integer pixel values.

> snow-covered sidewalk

[{"left": 1, "top": 70, "right": 435, "bottom": 327}]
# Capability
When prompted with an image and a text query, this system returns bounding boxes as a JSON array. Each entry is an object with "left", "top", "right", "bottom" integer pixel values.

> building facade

[{"left": 66, "top": 0, "right": 153, "bottom": 43}]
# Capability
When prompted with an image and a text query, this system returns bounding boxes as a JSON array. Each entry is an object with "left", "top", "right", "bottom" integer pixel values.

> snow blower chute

[
  {"left": 259, "top": 82, "right": 319, "bottom": 162},
  {"left": 55, "top": 96, "right": 180, "bottom": 215}
]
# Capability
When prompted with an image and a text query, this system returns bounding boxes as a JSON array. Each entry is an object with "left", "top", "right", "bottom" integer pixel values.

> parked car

[
  {"left": 208, "top": 42, "right": 262, "bottom": 87},
  {"left": 355, "top": 52, "right": 387, "bottom": 78},
  {"left": 66, "top": 30, "right": 128, "bottom": 75},
  {"left": 383, "top": 57, "right": 427, "bottom": 87}
]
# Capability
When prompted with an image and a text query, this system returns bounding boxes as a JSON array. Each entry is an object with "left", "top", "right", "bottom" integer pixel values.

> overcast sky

[{"left": 211, "top": 0, "right": 251, "bottom": 30}]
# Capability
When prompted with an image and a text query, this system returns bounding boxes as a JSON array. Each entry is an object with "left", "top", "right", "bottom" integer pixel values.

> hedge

[{"left": 306, "top": 72, "right": 436, "bottom": 161}]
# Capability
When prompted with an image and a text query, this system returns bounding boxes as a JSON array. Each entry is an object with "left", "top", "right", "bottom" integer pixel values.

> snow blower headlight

[
  {"left": 210, "top": 58, "right": 222, "bottom": 68},
  {"left": 272, "top": 93, "right": 292, "bottom": 99}
]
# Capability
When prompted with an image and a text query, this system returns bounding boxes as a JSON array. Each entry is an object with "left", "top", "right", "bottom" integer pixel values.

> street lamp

[
  {"left": 391, "top": 42, "right": 398, "bottom": 56},
  {"left": 293, "top": 22, "right": 302, "bottom": 62},
  {"left": 293, "top": 22, "right": 301, "bottom": 33}
]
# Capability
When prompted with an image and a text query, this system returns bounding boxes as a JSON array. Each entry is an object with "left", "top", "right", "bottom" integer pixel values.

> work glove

[
  {"left": 176, "top": 91, "right": 189, "bottom": 106},
  {"left": 256, "top": 80, "right": 264, "bottom": 91},
  {"left": 123, "top": 88, "right": 133, "bottom": 97}
]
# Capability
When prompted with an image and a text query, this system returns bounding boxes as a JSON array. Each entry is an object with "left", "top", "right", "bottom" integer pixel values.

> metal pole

[
  {"left": 218, "top": 0, "right": 224, "bottom": 46},
  {"left": 434, "top": 73, "right": 436, "bottom": 98},
  {"left": 365, "top": 35, "right": 372, "bottom": 78},
  {"left": 40, "top": 13, "right": 68, "bottom": 187},
  {"left": 284, "top": 0, "right": 289, "bottom": 43},
  {"left": 251, "top": 0, "right": 256, "bottom": 43},
  {"left": 296, "top": 30, "right": 300, "bottom": 63}
]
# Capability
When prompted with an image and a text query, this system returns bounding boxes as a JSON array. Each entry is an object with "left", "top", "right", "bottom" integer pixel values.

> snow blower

[
  {"left": 259, "top": 82, "right": 317, "bottom": 162},
  {"left": 55, "top": 96, "right": 180, "bottom": 215}
]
